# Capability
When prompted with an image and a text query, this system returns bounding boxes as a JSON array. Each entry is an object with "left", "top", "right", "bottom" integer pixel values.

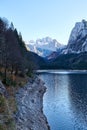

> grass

[
  {"left": 0, "top": 92, "right": 17, "bottom": 130},
  {"left": 0, "top": 66, "right": 29, "bottom": 87},
  {"left": 0, "top": 66, "right": 32, "bottom": 130},
  {"left": 0, "top": 124, "right": 6, "bottom": 130},
  {"left": 5, "top": 117, "right": 16, "bottom": 130},
  {"left": 0, "top": 67, "right": 30, "bottom": 130}
]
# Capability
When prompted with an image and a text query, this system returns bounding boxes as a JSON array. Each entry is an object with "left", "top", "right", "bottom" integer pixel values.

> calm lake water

[{"left": 38, "top": 70, "right": 87, "bottom": 130}]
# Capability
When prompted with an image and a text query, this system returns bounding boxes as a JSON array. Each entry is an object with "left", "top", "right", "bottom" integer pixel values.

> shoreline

[{"left": 15, "top": 76, "right": 50, "bottom": 130}]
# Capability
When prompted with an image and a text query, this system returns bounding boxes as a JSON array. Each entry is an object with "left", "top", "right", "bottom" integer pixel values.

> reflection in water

[
  {"left": 39, "top": 73, "right": 87, "bottom": 130},
  {"left": 68, "top": 75, "right": 87, "bottom": 130}
]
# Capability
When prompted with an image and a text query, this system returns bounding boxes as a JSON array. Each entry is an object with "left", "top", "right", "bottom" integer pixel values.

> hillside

[{"left": 45, "top": 52, "right": 87, "bottom": 69}]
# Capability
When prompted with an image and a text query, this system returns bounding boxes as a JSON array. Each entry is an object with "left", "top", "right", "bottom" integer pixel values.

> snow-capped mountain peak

[{"left": 26, "top": 37, "right": 63, "bottom": 57}]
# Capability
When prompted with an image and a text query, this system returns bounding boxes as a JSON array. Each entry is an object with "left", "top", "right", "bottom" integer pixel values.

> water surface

[{"left": 39, "top": 70, "right": 87, "bottom": 130}]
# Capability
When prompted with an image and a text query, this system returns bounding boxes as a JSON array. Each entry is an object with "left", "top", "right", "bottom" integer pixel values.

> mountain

[
  {"left": 66, "top": 19, "right": 87, "bottom": 53},
  {"left": 45, "top": 52, "right": 87, "bottom": 70},
  {"left": 42, "top": 19, "right": 87, "bottom": 70},
  {"left": 26, "top": 37, "right": 63, "bottom": 57},
  {"left": 47, "top": 45, "right": 66, "bottom": 60},
  {"left": 26, "top": 20, "right": 87, "bottom": 70}
]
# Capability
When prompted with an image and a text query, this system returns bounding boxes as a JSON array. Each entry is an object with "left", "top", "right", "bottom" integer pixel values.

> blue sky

[{"left": 0, "top": 0, "right": 87, "bottom": 44}]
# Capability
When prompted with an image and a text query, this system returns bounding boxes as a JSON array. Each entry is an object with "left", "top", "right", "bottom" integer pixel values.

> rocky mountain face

[
  {"left": 26, "top": 37, "right": 63, "bottom": 57},
  {"left": 66, "top": 19, "right": 87, "bottom": 53},
  {"left": 47, "top": 45, "right": 66, "bottom": 60}
]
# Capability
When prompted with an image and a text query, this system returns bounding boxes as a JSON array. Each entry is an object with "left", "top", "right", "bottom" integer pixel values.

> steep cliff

[{"left": 67, "top": 19, "right": 87, "bottom": 53}]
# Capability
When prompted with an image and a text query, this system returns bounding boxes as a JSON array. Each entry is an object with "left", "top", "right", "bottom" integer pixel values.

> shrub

[
  {"left": 0, "top": 95, "right": 6, "bottom": 113},
  {"left": 0, "top": 124, "right": 5, "bottom": 130},
  {"left": 2, "top": 78, "right": 17, "bottom": 87}
]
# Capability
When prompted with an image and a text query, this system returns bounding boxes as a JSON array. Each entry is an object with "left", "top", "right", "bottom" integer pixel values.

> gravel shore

[{"left": 15, "top": 76, "right": 50, "bottom": 130}]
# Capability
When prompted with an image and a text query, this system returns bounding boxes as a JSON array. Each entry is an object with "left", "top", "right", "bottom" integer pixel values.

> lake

[{"left": 38, "top": 70, "right": 87, "bottom": 130}]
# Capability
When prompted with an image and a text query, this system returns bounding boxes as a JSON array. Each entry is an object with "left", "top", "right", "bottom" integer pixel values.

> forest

[{"left": 0, "top": 17, "right": 45, "bottom": 85}]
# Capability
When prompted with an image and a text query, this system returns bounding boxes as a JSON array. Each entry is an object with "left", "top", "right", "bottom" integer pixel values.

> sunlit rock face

[{"left": 67, "top": 19, "right": 87, "bottom": 53}]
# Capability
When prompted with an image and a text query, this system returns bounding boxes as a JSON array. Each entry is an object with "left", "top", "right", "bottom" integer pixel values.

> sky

[{"left": 0, "top": 0, "right": 87, "bottom": 45}]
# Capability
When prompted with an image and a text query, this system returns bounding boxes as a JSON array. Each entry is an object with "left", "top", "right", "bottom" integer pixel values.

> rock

[
  {"left": 15, "top": 76, "right": 50, "bottom": 130},
  {"left": 67, "top": 19, "right": 87, "bottom": 53}
]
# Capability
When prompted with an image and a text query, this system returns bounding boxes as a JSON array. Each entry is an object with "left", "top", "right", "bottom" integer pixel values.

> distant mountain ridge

[{"left": 26, "top": 37, "right": 63, "bottom": 57}]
